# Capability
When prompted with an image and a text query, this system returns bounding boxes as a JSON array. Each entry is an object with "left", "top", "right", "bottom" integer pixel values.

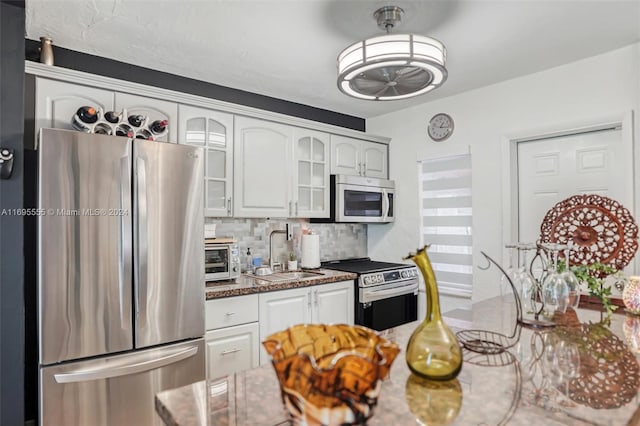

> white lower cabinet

[
  {"left": 258, "top": 281, "right": 354, "bottom": 365},
  {"left": 311, "top": 281, "right": 355, "bottom": 325},
  {"left": 205, "top": 322, "right": 260, "bottom": 379},
  {"left": 205, "top": 294, "right": 259, "bottom": 378}
]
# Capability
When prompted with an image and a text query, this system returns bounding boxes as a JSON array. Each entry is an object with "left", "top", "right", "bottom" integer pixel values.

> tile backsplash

[{"left": 206, "top": 218, "right": 367, "bottom": 270}]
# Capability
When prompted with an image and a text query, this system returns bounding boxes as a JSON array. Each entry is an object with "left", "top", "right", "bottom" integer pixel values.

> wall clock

[{"left": 428, "top": 113, "right": 454, "bottom": 141}]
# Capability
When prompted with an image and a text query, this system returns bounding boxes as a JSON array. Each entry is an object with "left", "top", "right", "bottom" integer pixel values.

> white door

[
  {"left": 35, "top": 78, "right": 114, "bottom": 136},
  {"left": 234, "top": 116, "right": 293, "bottom": 217},
  {"left": 258, "top": 288, "right": 311, "bottom": 365},
  {"left": 179, "top": 105, "right": 234, "bottom": 217},
  {"left": 311, "top": 281, "right": 354, "bottom": 325},
  {"left": 115, "top": 92, "right": 178, "bottom": 142},
  {"left": 517, "top": 128, "right": 630, "bottom": 245}
]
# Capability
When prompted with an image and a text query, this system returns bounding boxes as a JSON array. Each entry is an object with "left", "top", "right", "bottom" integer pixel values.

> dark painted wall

[
  {"left": 0, "top": 1, "right": 25, "bottom": 425},
  {"left": 25, "top": 39, "right": 366, "bottom": 132}
]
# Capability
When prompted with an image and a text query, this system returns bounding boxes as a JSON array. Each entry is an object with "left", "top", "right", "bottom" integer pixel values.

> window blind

[{"left": 419, "top": 154, "right": 473, "bottom": 298}]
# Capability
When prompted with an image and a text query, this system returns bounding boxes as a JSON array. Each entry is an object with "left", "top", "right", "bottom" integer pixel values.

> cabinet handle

[
  {"left": 227, "top": 198, "right": 232, "bottom": 215},
  {"left": 358, "top": 162, "right": 362, "bottom": 176},
  {"left": 314, "top": 289, "right": 319, "bottom": 307},
  {"left": 220, "top": 348, "right": 242, "bottom": 356},
  {"left": 225, "top": 312, "right": 236, "bottom": 316},
  {"left": 362, "top": 163, "right": 366, "bottom": 176},
  {"left": 307, "top": 291, "right": 312, "bottom": 308},
  {"left": 295, "top": 201, "right": 298, "bottom": 216}
]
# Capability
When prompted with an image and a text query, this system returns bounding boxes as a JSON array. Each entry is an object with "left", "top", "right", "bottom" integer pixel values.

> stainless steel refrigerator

[{"left": 37, "top": 128, "right": 205, "bottom": 425}]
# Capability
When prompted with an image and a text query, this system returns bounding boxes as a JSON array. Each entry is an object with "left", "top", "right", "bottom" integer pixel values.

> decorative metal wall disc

[{"left": 539, "top": 194, "right": 638, "bottom": 276}]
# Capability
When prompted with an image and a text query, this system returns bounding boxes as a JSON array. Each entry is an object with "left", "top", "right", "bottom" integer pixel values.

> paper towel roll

[{"left": 300, "top": 234, "right": 320, "bottom": 269}]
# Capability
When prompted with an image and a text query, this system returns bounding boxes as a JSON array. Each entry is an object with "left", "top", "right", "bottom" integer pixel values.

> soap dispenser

[{"left": 245, "top": 248, "right": 253, "bottom": 273}]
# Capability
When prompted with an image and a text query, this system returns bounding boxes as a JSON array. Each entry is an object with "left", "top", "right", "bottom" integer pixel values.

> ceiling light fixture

[{"left": 337, "top": 5, "right": 448, "bottom": 101}]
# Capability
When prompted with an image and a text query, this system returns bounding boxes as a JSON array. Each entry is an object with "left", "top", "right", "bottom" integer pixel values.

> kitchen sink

[{"left": 254, "top": 271, "right": 324, "bottom": 282}]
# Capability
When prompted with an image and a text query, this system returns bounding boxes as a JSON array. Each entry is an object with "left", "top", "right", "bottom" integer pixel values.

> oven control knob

[
  {"left": 401, "top": 270, "right": 408, "bottom": 278},
  {"left": 377, "top": 274, "right": 383, "bottom": 283},
  {"left": 364, "top": 276, "right": 371, "bottom": 285}
]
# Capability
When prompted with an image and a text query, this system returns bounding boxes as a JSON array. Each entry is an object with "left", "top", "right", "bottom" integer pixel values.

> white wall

[{"left": 367, "top": 43, "right": 640, "bottom": 311}]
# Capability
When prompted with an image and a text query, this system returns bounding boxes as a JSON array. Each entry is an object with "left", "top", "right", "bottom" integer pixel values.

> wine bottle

[
  {"left": 115, "top": 124, "right": 134, "bottom": 138},
  {"left": 93, "top": 123, "right": 112, "bottom": 135},
  {"left": 127, "top": 114, "right": 146, "bottom": 128},
  {"left": 104, "top": 111, "right": 121, "bottom": 124},
  {"left": 135, "top": 129, "right": 153, "bottom": 141},
  {"left": 149, "top": 119, "right": 168, "bottom": 135},
  {"left": 76, "top": 106, "right": 98, "bottom": 124}
]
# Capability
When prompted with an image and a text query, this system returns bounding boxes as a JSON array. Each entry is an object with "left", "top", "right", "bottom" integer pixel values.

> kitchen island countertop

[
  {"left": 157, "top": 296, "right": 640, "bottom": 425},
  {"left": 205, "top": 269, "right": 357, "bottom": 300}
]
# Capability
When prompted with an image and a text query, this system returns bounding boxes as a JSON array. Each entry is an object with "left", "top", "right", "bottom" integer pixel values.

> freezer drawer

[{"left": 40, "top": 338, "right": 205, "bottom": 426}]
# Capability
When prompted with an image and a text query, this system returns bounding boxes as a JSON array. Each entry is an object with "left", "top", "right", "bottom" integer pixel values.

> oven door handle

[{"left": 361, "top": 282, "right": 419, "bottom": 303}]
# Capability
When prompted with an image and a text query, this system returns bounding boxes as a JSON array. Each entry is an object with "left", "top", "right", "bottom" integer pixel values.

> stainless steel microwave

[
  {"left": 205, "top": 238, "right": 241, "bottom": 281},
  {"left": 316, "top": 174, "right": 395, "bottom": 223}
]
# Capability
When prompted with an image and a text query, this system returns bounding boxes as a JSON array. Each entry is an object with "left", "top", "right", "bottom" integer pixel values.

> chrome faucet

[{"left": 269, "top": 224, "right": 290, "bottom": 272}]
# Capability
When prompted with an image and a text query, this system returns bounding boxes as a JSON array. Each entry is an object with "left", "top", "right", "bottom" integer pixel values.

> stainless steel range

[{"left": 322, "top": 258, "right": 419, "bottom": 331}]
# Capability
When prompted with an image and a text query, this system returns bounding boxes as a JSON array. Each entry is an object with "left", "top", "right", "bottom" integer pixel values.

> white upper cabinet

[
  {"left": 331, "top": 135, "right": 360, "bottom": 176},
  {"left": 35, "top": 78, "right": 114, "bottom": 134},
  {"left": 31, "top": 73, "right": 391, "bottom": 219},
  {"left": 234, "top": 116, "right": 293, "bottom": 218},
  {"left": 330, "top": 135, "right": 388, "bottom": 179},
  {"left": 292, "top": 128, "right": 330, "bottom": 218},
  {"left": 114, "top": 92, "right": 178, "bottom": 142},
  {"left": 361, "top": 141, "right": 388, "bottom": 178},
  {"left": 178, "top": 105, "right": 234, "bottom": 217}
]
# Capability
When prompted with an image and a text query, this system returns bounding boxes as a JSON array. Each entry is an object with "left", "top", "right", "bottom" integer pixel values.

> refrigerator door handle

[
  {"left": 119, "top": 156, "right": 132, "bottom": 329},
  {"left": 136, "top": 157, "right": 149, "bottom": 328},
  {"left": 53, "top": 345, "right": 199, "bottom": 384}
]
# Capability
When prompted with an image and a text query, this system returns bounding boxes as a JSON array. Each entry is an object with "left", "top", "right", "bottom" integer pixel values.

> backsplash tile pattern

[{"left": 206, "top": 218, "right": 367, "bottom": 270}]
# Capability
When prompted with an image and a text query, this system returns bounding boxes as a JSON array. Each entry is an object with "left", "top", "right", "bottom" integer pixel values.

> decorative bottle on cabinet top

[
  {"left": 39, "top": 36, "right": 54, "bottom": 65},
  {"left": 405, "top": 245, "right": 463, "bottom": 380}
]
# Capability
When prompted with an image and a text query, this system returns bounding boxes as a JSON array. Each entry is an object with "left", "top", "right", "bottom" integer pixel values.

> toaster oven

[{"left": 205, "top": 238, "right": 241, "bottom": 281}]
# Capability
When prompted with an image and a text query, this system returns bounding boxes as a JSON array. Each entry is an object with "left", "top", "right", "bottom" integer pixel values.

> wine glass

[
  {"left": 555, "top": 340, "right": 580, "bottom": 397},
  {"left": 561, "top": 245, "right": 581, "bottom": 310},
  {"left": 542, "top": 244, "right": 569, "bottom": 316},
  {"left": 513, "top": 244, "right": 538, "bottom": 317},
  {"left": 541, "top": 333, "right": 560, "bottom": 384},
  {"left": 500, "top": 243, "right": 517, "bottom": 297}
]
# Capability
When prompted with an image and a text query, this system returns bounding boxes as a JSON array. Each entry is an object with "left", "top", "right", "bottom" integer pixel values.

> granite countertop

[
  {"left": 156, "top": 297, "right": 640, "bottom": 425},
  {"left": 204, "top": 269, "right": 358, "bottom": 299}
]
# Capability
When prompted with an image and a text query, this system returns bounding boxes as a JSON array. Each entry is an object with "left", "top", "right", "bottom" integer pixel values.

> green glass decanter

[{"left": 405, "top": 245, "right": 463, "bottom": 380}]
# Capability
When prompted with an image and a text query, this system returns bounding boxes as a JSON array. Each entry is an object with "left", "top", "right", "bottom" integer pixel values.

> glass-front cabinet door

[
  {"left": 178, "top": 105, "right": 233, "bottom": 217},
  {"left": 292, "top": 128, "right": 329, "bottom": 218}
]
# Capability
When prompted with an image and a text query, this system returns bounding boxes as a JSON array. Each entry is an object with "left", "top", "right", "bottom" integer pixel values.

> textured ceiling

[{"left": 26, "top": 0, "right": 640, "bottom": 119}]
